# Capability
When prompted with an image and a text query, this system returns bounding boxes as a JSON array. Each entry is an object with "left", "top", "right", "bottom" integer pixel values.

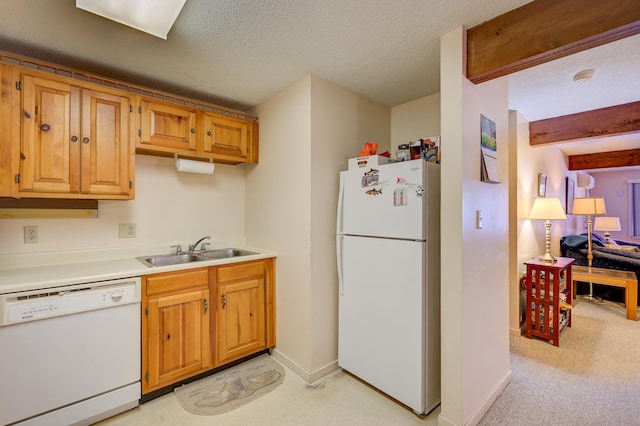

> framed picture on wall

[
  {"left": 566, "top": 177, "right": 575, "bottom": 214},
  {"left": 538, "top": 173, "right": 547, "bottom": 197}
]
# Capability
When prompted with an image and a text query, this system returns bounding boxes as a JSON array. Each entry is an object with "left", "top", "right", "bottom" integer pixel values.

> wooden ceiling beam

[
  {"left": 529, "top": 101, "right": 640, "bottom": 146},
  {"left": 568, "top": 149, "right": 640, "bottom": 170},
  {"left": 466, "top": 0, "right": 640, "bottom": 83}
]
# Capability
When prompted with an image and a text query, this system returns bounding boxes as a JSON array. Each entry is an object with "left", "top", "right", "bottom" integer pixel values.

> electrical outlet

[
  {"left": 24, "top": 226, "right": 39, "bottom": 243},
  {"left": 118, "top": 223, "right": 137, "bottom": 238}
]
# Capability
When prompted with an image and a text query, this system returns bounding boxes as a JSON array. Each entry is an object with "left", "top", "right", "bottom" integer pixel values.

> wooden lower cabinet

[
  {"left": 212, "top": 258, "right": 276, "bottom": 366},
  {"left": 141, "top": 258, "right": 276, "bottom": 395},
  {"left": 142, "top": 268, "right": 211, "bottom": 394}
]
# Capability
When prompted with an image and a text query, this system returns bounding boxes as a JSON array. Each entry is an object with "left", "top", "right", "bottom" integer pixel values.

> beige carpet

[
  {"left": 480, "top": 299, "right": 640, "bottom": 425},
  {"left": 174, "top": 354, "right": 285, "bottom": 415}
]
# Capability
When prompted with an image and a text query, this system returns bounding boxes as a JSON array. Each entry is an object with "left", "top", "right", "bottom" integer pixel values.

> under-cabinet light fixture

[{"left": 76, "top": 0, "right": 187, "bottom": 39}]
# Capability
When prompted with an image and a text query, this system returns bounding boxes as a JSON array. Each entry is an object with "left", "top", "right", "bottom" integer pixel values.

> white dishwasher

[{"left": 0, "top": 277, "right": 141, "bottom": 426}]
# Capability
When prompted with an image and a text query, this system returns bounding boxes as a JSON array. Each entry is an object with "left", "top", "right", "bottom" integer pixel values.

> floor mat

[{"left": 174, "top": 354, "right": 285, "bottom": 415}]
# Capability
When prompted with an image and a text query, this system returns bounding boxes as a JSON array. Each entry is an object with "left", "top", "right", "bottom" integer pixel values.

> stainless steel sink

[
  {"left": 137, "top": 253, "right": 202, "bottom": 267},
  {"left": 197, "top": 248, "right": 257, "bottom": 260},
  {"left": 136, "top": 248, "right": 258, "bottom": 267}
]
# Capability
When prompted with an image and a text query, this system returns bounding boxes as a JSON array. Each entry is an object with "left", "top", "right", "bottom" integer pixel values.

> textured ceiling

[
  {"left": 0, "top": 0, "right": 637, "bottom": 165},
  {"left": 509, "top": 33, "right": 640, "bottom": 161},
  {"left": 0, "top": 0, "right": 531, "bottom": 111},
  {"left": 509, "top": 34, "right": 640, "bottom": 121}
]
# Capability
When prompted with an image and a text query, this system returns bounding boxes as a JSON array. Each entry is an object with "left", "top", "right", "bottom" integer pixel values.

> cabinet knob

[
  {"left": 207, "top": 131, "right": 212, "bottom": 136},
  {"left": 40, "top": 123, "right": 51, "bottom": 132},
  {"left": 221, "top": 294, "right": 226, "bottom": 309},
  {"left": 203, "top": 298, "right": 208, "bottom": 314},
  {"left": 191, "top": 128, "right": 196, "bottom": 134},
  {"left": 82, "top": 137, "right": 90, "bottom": 144},
  {"left": 71, "top": 136, "right": 78, "bottom": 142}
]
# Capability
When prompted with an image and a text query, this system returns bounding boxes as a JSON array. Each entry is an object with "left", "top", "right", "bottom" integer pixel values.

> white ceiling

[
  {"left": 508, "top": 33, "right": 640, "bottom": 161},
  {"left": 0, "top": 0, "right": 637, "bottom": 165}
]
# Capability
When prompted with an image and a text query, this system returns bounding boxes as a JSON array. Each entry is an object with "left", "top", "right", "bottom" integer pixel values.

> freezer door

[
  {"left": 338, "top": 235, "right": 426, "bottom": 413},
  {"left": 339, "top": 159, "right": 425, "bottom": 240}
]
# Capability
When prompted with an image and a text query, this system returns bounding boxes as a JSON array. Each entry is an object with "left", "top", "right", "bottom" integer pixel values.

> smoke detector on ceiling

[{"left": 572, "top": 69, "right": 595, "bottom": 83}]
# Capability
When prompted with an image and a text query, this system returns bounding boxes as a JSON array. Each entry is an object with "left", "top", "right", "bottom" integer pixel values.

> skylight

[{"left": 76, "top": 0, "right": 187, "bottom": 39}]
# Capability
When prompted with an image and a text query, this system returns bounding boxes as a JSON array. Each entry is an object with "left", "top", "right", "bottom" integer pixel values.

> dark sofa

[{"left": 560, "top": 233, "right": 640, "bottom": 305}]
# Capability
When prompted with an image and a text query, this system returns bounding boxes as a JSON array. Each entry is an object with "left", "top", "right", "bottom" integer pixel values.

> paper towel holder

[{"left": 174, "top": 153, "right": 215, "bottom": 174}]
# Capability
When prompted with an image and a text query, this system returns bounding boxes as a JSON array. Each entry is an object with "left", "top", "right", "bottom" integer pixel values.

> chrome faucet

[{"left": 189, "top": 235, "right": 211, "bottom": 252}]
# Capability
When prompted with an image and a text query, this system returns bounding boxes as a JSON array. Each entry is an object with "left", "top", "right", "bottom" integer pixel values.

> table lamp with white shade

[
  {"left": 572, "top": 197, "right": 607, "bottom": 270},
  {"left": 594, "top": 216, "right": 621, "bottom": 245},
  {"left": 529, "top": 197, "right": 567, "bottom": 263}
]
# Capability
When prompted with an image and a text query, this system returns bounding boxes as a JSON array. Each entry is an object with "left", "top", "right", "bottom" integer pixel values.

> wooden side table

[
  {"left": 572, "top": 265, "right": 637, "bottom": 320},
  {"left": 524, "top": 257, "right": 574, "bottom": 346}
]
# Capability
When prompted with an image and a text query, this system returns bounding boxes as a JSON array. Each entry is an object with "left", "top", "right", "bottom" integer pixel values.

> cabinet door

[
  {"left": 0, "top": 64, "right": 15, "bottom": 196},
  {"left": 217, "top": 278, "right": 266, "bottom": 364},
  {"left": 146, "top": 289, "right": 211, "bottom": 392},
  {"left": 80, "top": 88, "right": 133, "bottom": 196},
  {"left": 20, "top": 74, "right": 80, "bottom": 194},
  {"left": 139, "top": 99, "right": 197, "bottom": 154},
  {"left": 202, "top": 113, "right": 249, "bottom": 163}
]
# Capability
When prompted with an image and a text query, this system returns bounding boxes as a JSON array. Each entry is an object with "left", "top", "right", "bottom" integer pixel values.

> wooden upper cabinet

[
  {"left": 81, "top": 88, "right": 133, "bottom": 196},
  {"left": 202, "top": 113, "right": 250, "bottom": 164},
  {"left": 14, "top": 68, "right": 135, "bottom": 199},
  {"left": 139, "top": 99, "right": 197, "bottom": 154},
  {"left": 20, "top": 74, "right": 79, "bottom": 194},
  {"left": 136, "top": 97, "right": 258, "bottom": 165}
]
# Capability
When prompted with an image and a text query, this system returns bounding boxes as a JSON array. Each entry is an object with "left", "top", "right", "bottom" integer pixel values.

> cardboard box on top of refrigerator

[
  {"left": 409, "top": 136, "right": 440, "bottom": 163},
  {"left": 348, "top": 155, "right": 393, "bottom": 170}
]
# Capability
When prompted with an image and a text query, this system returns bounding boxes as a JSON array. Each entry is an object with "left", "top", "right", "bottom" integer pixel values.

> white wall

[
  {"left": 0, "top": 154, "right": 246, "bottom": 254},
  {"left": 391, "top": 93, "right": 441, "bottom": 156},
  {"left": 245, "top": 76, "right": 314, "bottom": 373},
  {"left": 512, "top": 110, "right": 582, "bottom": 331},
  {"left": 246, "top": 75, "right": 390, "bottom": 380},
  {"left": 309, "top": 76, "right": 391, "bottom": 377},
  {"left": 439, "top": 27, "right": 510, "bottom": 426}
]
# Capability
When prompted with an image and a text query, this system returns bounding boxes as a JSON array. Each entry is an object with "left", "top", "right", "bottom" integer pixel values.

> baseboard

[
  {"left": 466, "top": 369, "right": 512, "bottom": 426},
  {"left": 437, "top": 413, "right": 458, "bottom": 426},
  {"left": 270, "top": 349, "right": 339, "bottom": 383}
]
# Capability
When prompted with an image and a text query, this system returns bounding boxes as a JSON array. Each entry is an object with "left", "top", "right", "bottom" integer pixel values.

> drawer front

[
  {"left": 217, "top": 261, "right": 265, "bottom": 283},
  {"left": 145, "top": 268, "right": 209, "bottom": 296}
]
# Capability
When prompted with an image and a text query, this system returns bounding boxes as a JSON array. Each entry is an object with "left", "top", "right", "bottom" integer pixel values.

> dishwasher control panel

[{"left": 0, "top": 277, "right": 141, "bottom": 325}]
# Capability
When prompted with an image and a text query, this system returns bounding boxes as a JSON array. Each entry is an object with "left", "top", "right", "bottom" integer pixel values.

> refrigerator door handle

[
  {"left": 337, "top": 234, "right": 344, "bottom": 295},
  {"left": 336, "top": 172, "right": 345, "bottom": 235},
  {"left": 336, "top": 173, "right": 345, "bottom": 295}
]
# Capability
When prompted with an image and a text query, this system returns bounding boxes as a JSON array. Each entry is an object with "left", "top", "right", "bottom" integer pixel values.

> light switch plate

[
  {"left": 118, "top": 223, "right": 136, "bottom": 238},
  {"left": 476, "top": 210, "right": 483, "bottom": 229}
]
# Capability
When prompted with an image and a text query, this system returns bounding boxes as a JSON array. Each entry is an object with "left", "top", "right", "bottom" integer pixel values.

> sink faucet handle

[
  {"left": 201, "top": 242, "right": 211, "bottom": 251},
  {"left": 170, "top": 244, "right": 183, "bottom": 254}
]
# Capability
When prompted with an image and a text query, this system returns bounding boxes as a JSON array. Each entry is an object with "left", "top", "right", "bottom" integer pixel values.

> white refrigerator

[{"left": 336, "top": 158, "right": 440, "bottom": 415}]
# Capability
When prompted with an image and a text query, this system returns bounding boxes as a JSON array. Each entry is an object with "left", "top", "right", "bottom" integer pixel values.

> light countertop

[{"left": 0, "top": 242, "right": 276, "bottom": 294}]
